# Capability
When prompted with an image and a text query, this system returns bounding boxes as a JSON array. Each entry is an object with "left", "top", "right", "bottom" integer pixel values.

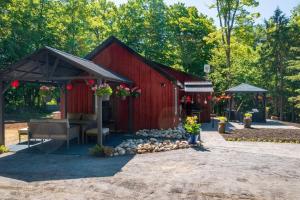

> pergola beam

[{"left": 0, "top": 76, "right": 97, "bottom": 81}]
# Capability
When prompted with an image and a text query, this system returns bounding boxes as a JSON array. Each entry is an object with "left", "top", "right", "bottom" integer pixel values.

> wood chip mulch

[{"left": 221, "top": 128, "right": 300, "bottom": 143}]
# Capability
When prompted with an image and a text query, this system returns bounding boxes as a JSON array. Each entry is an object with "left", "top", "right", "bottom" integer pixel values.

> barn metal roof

[
  {"left": 184, "top": 81, "right": 214, "bottom": 93},
  {"left": 0, "top": 46, "right": 131, "bottom": 83},
  {"left": 226, "top": 83, "right": 267, "bottom": 93}
]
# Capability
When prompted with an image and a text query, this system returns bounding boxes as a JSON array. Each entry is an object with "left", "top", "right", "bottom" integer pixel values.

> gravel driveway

[{"left": 0, "top": 130, "right": 300, "bottom": 199}]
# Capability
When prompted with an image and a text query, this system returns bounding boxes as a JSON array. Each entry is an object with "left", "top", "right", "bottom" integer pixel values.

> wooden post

[
  {"left": 128, "top": 96, "right": 133, "bottom": 133},
  {"left": 64, "top": 84, "right": 68, "bottom": 119},
  {"left": 263, "top": 93, "right": 266, "bottom": 122},
  {"left": 97, "top": 79, "right": 103, "bottom": 146},
  {"left": 228, "top": 94, "right": 232, "bottom": 121},
  {"left": 0, "top": 81, "right": 4, "bottom": 145}
]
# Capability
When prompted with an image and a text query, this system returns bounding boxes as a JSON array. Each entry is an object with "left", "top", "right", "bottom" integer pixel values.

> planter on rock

[
  {"left": 244, "top": 118, "right": 252, "bottom": 128},
  {"left": 218, "top": 122, "right": 226, "bottom": 133}
]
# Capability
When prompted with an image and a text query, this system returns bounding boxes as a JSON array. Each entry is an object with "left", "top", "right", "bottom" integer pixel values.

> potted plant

[
  {"left": 244, "top": 113, "right": 252, "bottom": 128},
  {"left": 39, "top": 85, "right": 55, "bottom": 102},
  {"left": 131, "top": 86, "right": 141, "bottom": 98},
  {"left": 184, "top": 116, "right": 201, "bottom": 144},
  {"left": 92, "top": 83, "right": 113, "bottom": 101},
  {"left": 217, "top": 116, "right": 227, "bottom": 133},
  {"left": 116, "top": 84, "right": 130, "bottom": 100}
]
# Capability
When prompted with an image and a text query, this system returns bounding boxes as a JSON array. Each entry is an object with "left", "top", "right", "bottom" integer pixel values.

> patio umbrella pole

[{"left": 97, "top": 79, "right": 103, "bottom": 146}]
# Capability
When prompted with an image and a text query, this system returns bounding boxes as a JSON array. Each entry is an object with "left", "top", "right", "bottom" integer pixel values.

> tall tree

[
  {"left": 259, "top": 8, "right": 291, "bottom": 120},
  {"left": 212, "top": 0, "right": 258, "bottom": 83},
  {"left": 285, "top": 5, "right": 300, "bottom": 121},
  {"left": 166, "top": 3, "right": 215, "bottom": 75}
]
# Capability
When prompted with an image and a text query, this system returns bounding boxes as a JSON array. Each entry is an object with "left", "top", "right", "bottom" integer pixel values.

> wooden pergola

[{"left": 0, "top": 46, "right": 131, "bottom": 146}]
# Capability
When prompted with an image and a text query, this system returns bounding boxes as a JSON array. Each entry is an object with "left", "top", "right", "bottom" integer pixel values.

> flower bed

[{"left": 222, "top": 128, "right": 300, "bottom": 143}]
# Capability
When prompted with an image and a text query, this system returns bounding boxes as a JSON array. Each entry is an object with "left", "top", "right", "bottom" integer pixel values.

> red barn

[{"left": 66, "top": 36, "right": 213, "bottom": 132}]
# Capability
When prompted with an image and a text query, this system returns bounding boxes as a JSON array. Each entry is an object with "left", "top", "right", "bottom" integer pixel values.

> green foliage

[
  {"left": 244, "top": 113, "right": 252, "bottom": 118},
  {"left": 184, "top": 116, "right": 201, "bottom": 135},
  {"left": 89, "top": 145, "right": 114, "bottom": 157},
  {"left": 0, "top": 145, "right": 9, "bottom": 154},
  {"left": 94, "top": 84, "right": 113, "bottom": 97},
  {"left": 89, "top": 144, "right": 104, "bottom": 157},
  {"left": 115, "top": 85, "right": 130, "bottom": 97},
  {"left": 217, "top": 116, "right": 227, "bottom": 123}
]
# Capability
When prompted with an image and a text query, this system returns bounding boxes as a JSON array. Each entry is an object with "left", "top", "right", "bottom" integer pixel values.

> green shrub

[
  {"left": 244, "top": 113, "right": 252, "bottom": 118},
  {"left": 217, "top": 116, "right": 227, "bottom": 123},
  {"left": 0, "top": 145, "right": 9, "bottom": 154},
  {"left": 89, "top": 145, "right": 104, "bottom": 157},
  {"left": 89, "top": 145, "right": 114, "bottom": 157}
]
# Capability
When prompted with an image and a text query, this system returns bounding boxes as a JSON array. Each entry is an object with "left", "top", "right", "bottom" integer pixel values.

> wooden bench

[{"left": 28, "top": 119, "right": 80, "bottom": 149}]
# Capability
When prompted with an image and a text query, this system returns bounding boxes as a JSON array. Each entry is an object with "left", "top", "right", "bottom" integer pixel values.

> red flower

[
  {"left": 11, "top": 80, "right": 20, "bottom": 89},
  {"left": 66, "top": 83, "right": 73, "bottom": 91},
  {"left": 87, "top": 79, "right": 95, "bottom": 86}
]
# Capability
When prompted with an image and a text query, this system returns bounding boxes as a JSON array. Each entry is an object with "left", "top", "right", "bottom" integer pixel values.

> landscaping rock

[{"left": 136, "top": 125, "right": 188, "bottom": 139}]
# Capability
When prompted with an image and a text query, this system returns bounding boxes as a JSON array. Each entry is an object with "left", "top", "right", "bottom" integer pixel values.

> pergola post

[
  {"left": 228, "top": 94, "right": 232, "bottom": 121},
  {"left": 0, "top": 81, "right": 4, "bottom": 145},
  {"left": 97, "top": 79, "right": 103, "bottom": 146},
  {"left": 262, "top": 93, "right": 266, "bottom": 122},
  {"left": 128, "top": 96, "right": 133, "bottom": 133},
  {"left": 63, "top": 84, "right": 68, "bottom": 119}
]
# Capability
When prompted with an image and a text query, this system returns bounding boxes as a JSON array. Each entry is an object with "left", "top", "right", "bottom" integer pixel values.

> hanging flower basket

[
  {"left": 92, "top": 83, "right": 113, "bottom": 101},
  {"left": 130, "top": 87, "right": 141, "bottom": 98},
  {"left": 116, "top": 84, "right": 130, "bottom": 100}
]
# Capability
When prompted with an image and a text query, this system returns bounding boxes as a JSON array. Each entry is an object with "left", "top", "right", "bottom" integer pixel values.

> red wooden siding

[
  {"left": 60, "top": 80, "right": 94, "bottom": 117},
  {"left": 92, "top": 42, "right": 178, "bottom": 131}
]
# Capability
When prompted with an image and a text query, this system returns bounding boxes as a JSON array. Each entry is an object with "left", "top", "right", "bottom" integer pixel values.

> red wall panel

[{"left": 92, "top": 42, "right": 178, "bottom": 131}]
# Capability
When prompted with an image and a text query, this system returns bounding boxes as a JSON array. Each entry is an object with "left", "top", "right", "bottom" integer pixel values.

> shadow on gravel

[
  {"left": 0, "top": 139, "right": 134, "bottom": 182},
  {"left": 191, "top": 144, "right": 210, "bottom": 152}
]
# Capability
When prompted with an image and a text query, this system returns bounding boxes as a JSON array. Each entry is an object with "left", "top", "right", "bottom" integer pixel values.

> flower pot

[
  {"left": 102, "top": 95, "right": 110, "bottom": 101},
  {"left": 244, "top": 118, "right": 252, "bottom": 128},
  {"left": 188, "top": 134, "right": 199, "bottom": 144},
  {"left": 218, "top": 122, "right": 226, "bottom": 133}
]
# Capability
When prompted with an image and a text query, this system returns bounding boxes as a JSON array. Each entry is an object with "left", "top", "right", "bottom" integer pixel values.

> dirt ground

[
  {"left": 1, "top": 143, "right": 300, "bottom": 200},
  {"left": 4, "top": 123, "right": 28, "bottom": 146},
  {"left": 1, "top": 122, "right": 300, "bottom": 199},
  {"left": 222, "top": 128, "right": 300, "bottom": 143}
]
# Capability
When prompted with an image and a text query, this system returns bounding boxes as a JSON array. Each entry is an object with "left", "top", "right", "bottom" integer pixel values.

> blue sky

[{"left": 112, "top": 0, "right": 299, "bottom": 24}]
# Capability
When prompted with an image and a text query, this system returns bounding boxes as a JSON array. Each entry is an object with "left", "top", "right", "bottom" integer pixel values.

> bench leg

[{"left": 19, "top": 134, "right": 21, "bottom": 144}]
